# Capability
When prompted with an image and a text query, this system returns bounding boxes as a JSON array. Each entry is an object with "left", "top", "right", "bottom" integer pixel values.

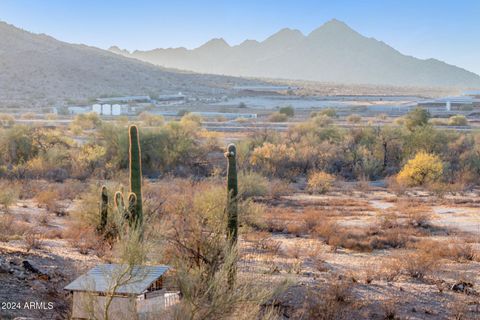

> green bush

[
  {"left": 238, "top": 171, "right": 269, "bottom": 198},
  {"left": 279, "top": 106, "right": 294, "bottom": 117},
  {"left": 448, "top": 115, "right": 468, "bottom": 126}
]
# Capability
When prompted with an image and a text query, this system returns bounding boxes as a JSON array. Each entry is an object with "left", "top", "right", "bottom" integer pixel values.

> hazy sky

[{"left": 1, "top": 0, "right": 479, "bottom": 74}]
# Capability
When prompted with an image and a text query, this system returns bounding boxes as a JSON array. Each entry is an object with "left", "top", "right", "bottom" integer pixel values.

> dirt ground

[{"left": 1, "top": 184, "right": 480, "bottom": 319}]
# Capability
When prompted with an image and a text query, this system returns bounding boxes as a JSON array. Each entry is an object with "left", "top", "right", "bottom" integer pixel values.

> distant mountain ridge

[
  {"left": 110, "top": 19, "right": 480, "bottom": 88},
  {"left": 0, "top": 21, "right": 256, "bottom": 107}
]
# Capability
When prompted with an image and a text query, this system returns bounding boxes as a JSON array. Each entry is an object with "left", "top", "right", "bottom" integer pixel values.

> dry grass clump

[
  {"left": 415, "top": 239, "right": 478, "bottom": 262},
  {"left": 63, "top": 224, "right": 105, "bottom": 255},
  {"left": 0, "top": 181, "right": 19, "bottom": 213},
  {"left": 25, "top": 229, "right": 44, "bottom": 252},
  {"left": 312, "top": 216, "right": 419, "bottom": 253},
  {"left": 239, "top": 171, "right": 269, "bottom": 199},
  {"left": 35, "top": 190, "right": 60, "bottom": 212},
  {"left": 394, "top": 201, "right": 432, "bottom": 228},
  {"left": 269, "top": 179, "right": 293, "bottom": 199},
  {"left": 0, "top": 214, "right": 30, "bottom": 241},
  {"left": 304, "top": 276, "right": 356, "bottom": 320},
  {"left": 380, "top": 250, "right": 440, "bottom": 281}
]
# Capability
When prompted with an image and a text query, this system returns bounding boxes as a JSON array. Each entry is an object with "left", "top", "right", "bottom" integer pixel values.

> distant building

[
  {"left": 417, "top": 96, "right": 480, "bottom": 110},
  {"left": 152, "top": 111, "right": 257, "bottom": 119},
  {"left": 156, "top": 93, "right": 185, "bottom": 102},
  {"left": 68, "top": 106, "right": 92, "bottom": 115},
  {"left": 233, "top": 85, "right": 299, "bottom": 92},
  {"left": 92, "top": 104, "right": 102, "bottom": 114},
  {"left": 65, "top": 264, "right": 179, "bottom": 320},
  {"left": 96, "top": 96, "right": 152, "bottom": 104},
  {"left": 101, "top": 104, "right": 112, "bottom": 116},
  {"left": 112, "top": 104, "right": 122, "bottom": 116},
  {"left": 464, "top": 90, "right": 480, "bottom": 99}
]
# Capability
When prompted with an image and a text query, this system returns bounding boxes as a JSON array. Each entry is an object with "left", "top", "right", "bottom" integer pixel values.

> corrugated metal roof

[{"left": 64, "top": 264, "right": 169, "bottom": 295}]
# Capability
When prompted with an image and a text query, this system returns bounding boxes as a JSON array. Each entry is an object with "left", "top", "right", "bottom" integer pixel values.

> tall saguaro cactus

[
  {"left": 98, "top": 186, "right": 108, "bottom": 233},
  {"left": 129, "top": 125, "right": 143, "bottom": 229},
  {"left": 225, "top": 143, "right": 238, "bottom": 243}
]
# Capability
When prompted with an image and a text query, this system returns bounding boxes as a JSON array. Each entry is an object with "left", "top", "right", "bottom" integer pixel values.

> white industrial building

[{"left": 112, "top": 104, "right": 122, "bottom": 116}]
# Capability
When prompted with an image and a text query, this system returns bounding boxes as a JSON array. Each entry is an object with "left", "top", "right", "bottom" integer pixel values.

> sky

[{"left": 1, "top": 0, "right": 479, "bottom": 74}]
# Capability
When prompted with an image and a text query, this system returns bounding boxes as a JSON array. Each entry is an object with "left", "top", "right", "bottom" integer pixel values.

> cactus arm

[
  {"left": 97, "top": 186, "right": 108, "bottom": 233},
  {"left": 127, "top": 193, "right": 137, "bottom": 228}
]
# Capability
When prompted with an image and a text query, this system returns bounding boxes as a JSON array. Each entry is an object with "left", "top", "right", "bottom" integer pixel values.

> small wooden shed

[{"left": 65, "top": 264, "right": 179, "bottom": 320}]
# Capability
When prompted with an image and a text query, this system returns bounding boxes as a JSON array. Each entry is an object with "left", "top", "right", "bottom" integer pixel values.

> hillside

[
  {"left": 0, "top": 21, "right": 255, "bottom": 108},
  {"left": 111, "top": 19, "right": 480, "bottom": 88}
]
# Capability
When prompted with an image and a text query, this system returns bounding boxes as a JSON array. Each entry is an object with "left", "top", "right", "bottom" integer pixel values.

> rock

[
  {"left": 31, "top": 280, "right": 47, "bottom": 292},
  {"left": 13, "top": 270, "right": 26, "bottom": 280},
  {"left": 22, "top": 260, "right": 50, "bottom": 280},
  {"left": 0, "top": 262, "right": 9, "bottom": 273},
  {"left": 451, "top": 281, "right": 477, "bottom": 295}
]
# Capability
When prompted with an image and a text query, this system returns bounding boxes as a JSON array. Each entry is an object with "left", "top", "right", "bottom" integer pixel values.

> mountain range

[
  {"left": 0, "top": 21, "right": 255, "bottom": 107},
  {"left": 110, "top": 19, "right": 480, "bottom": 88}
]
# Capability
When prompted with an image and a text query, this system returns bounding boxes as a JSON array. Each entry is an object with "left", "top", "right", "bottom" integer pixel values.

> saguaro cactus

[
  {"left": 225, "top": 143, "right": 238, "bottom": 243},
  {"left": 129, "top": 125, "right": 143, "bottom": 229},
  {"left": 97, "top": 186, "right": 108, "bottom": 233}
]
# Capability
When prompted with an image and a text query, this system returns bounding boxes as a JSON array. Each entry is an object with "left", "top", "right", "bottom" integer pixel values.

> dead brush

[
  {"left": 382, "top": 298, "right": 400, "bottom": 320},
  {"left": 415, "top": 239, "right": 478, "bottom": 262},
  {"left": 64, "top": 224, "right": 104, "bottom": 255},
  {"left": 305, "top": 276, "right": 355, "bottom": 320},
  {"left": 378, "top": 257, "right": 402, "bottom": 282},
  {"left": 25, "top": 229, "right": 44, "bottom": 252},
  {"left": 284, "top": 241, "right": 304, "bottom": 259},
  {"left": 257, "top": 237, "right": 282, "bottom": 255},
  {"left": 0, "top": 215, "right": 30, "bottom": 241},
  {"left": 303, "top": 209, "right": 320, "bottom": 233},
  {"left": 305, "top": 242, "right": 328, "bottom": 272},
  {"left": 399, "top": 251, "right": 439, "bottom": 280}
]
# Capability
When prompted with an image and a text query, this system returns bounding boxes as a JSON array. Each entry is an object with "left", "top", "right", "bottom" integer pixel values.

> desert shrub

[
  {"left": 72, "top": 112, "right": 102, "bottom": 129},
  {"left": 0, "top": 215, "right": 29, "bottom": 241},
  {"left": 415, "top": 239, "right": 477, "bottom": 262},
  {"left": 45, "top": 113, "right": 58, "bottom": 120},
  {"left": 150, "top": 179, "right": 280, "bottom": 320},
  {"left": 397, "top": 152, "right": 443, "bottom": 187},
  {"left": 400, "top": 251, "right": 438, "bottom": 279},
  {"left": 347, "top": 114, "right": 361, "bottom": 123},
  {"left": 180, "top": 112, "right": 202, "bottom": 125},
  {"left": 35, "top": 190, "right": 59, "bottom": 212},
  {"left": 239, "top": 199, "right": 267, "bottom": 230},
  {"left": 405, "top": 107, "right": 430, "bottom": 131},
  {"left": 311, "top": 114, "right": 333, "bottom": 126},
  {"left": 307, "top": 171, "right": 335, "bottom": 194},
  {"left": 279, "top": 106, "right": 294, "bottom": 117},
  {"left": 430, "top": 118, "right": 447, "bottom": 126},
  {"left": 25, "top": 229, "right": 44, "bottom": 252},
  {"left": 0, "top": 114, "right": 15, "bottom": 126},
  {"left": 20, "top": 112, "right": 36, "bottom": 120},
  {"left": 238, "top": 171, "right": 269, "bottom": 198},
  {"left": 318, "top": 108, "right": 337, "bottom": 118},
  {"left": 448, "top": 115, "right": 468, "bottom": 126},
  {"left": 303, "top": 209, "right": 320, "bottom": 233},
  {"left": 250, "top": 143, "right": 295, "bottom": 177},
  {"left": 268, "top": 112, "right": 288, "bottom": 122},
  {"left": 269, "top": 179, "right": 293, "bottom": 199},
  {"left": 305, "top": 277, "right": 354, "bottom": 320},
  {"left": 64, "top": 223, "right": 105, "bottom": 255},
  {"left": 0, "top": 181, "right": 19, "bottom": 213},
  {"left": 138, "top": 112, "right": 164, "bottom": 126}
]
